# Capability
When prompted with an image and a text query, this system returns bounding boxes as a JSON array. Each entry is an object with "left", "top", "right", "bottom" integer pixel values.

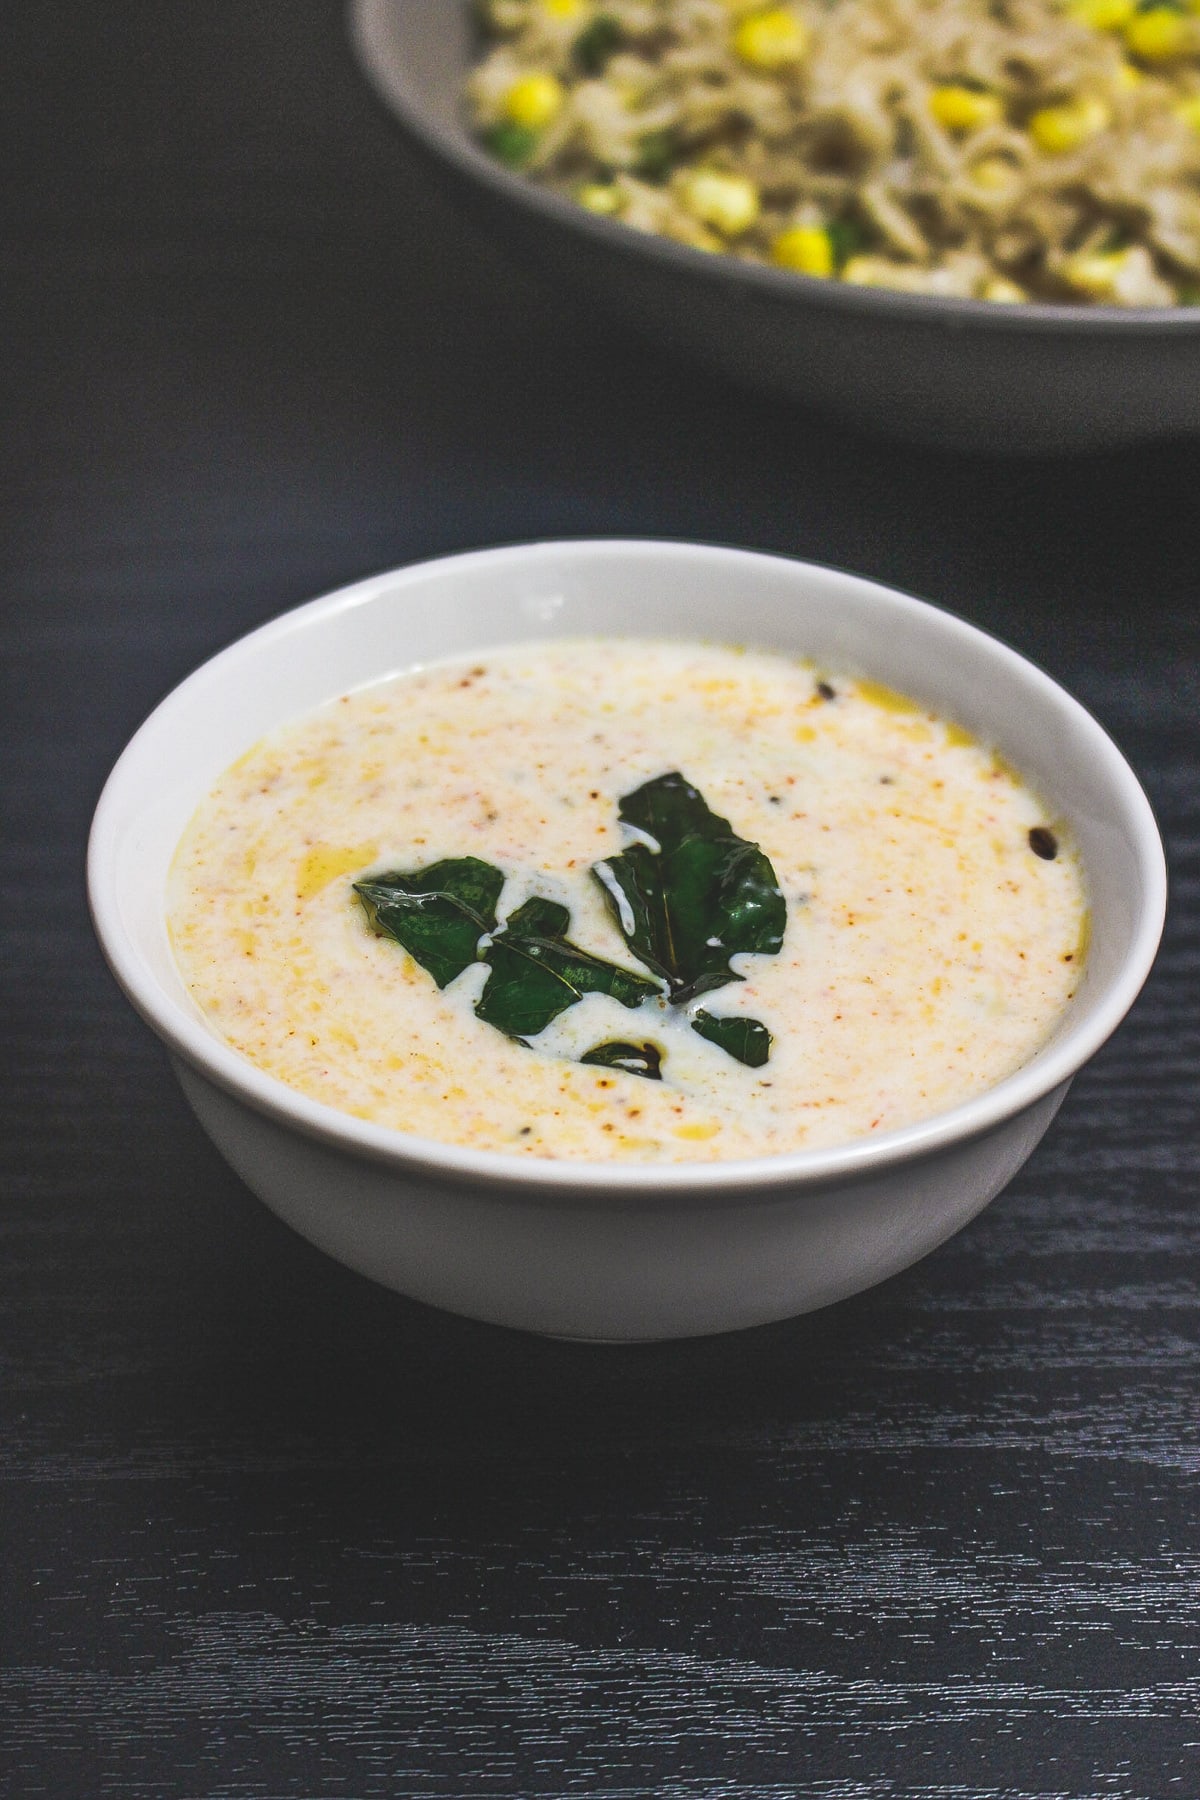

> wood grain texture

[{"left": 2, "top": 3, "right": 1199, "bottom": 1796}]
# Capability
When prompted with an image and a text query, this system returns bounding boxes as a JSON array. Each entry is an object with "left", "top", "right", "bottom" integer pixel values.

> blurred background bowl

[{"left": 349, "top": 0, "right": 1200, "bottom": 455}]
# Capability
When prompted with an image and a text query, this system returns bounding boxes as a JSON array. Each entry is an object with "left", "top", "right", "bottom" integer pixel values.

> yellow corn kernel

[
  {"left": 1176, "top": 95, "right": 1200, "bottom": 130},
  {"left": 1061, "top": 248, "right": 1130, "bottom": 293},
  {"left": 732, "top": 8, "right": 809, "bottom": 69},
  {"left": 577, "top": 181, "right": 623, "bottom": 213},
  {"left": 679, "top": 170, "right": 761, "bottom": 236},
  {"left": 543, "top": 0, "right": 582, "bottom": 14},
  {"left": 1028, "top": 94, "right": 1111, "bottom": 152},
  {"left": 928, "top": 85, "right": 1004, "bottom": 132},
  {"left": 1124, "top": 6, "right": 1191, "bottom": 58},
  {"left": 503, "top": 72, "right": 565, "bottom": 130},
  {"left": 981, "top": 276, "right": 1027, "bottom": 302},
  {"left": 970, "top": 154, "right": 1018, "bottom": 188},
  {"left": 771, "top": 224, "right": 835, "bottom": 275},
  {"left": 1067, "top": 0, "right": 1136, "bottom": 28}
]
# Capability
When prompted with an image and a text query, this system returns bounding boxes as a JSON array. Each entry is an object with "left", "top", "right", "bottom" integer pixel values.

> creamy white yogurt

[{"left": 168, "top": 639, "right": 1088, "bottom": 1161}]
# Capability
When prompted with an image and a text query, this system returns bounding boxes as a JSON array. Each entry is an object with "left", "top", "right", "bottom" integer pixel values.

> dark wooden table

[{"left": 4, "top": 5, "right": 1199, "bottom": 1795}]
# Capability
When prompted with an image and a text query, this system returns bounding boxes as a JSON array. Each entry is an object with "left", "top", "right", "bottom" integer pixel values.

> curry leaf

[
  {"left": 579, "top": 1040, "right": 664, "bottom": 1080},
  {"left": 592, "top": 772, "right": 786, "bottom": 1007},
  {"left": 358, "top": 773, "right": 787, "bottom": 1076},
  {"left": 691, "top": 1011, "right": 772, "bottom": 1069},
  {"left": 354, "top": 857, "right": 503, "bottom": 989},
  {"left": 475, "top": 896, "right": 661, "bottom": 1039}
]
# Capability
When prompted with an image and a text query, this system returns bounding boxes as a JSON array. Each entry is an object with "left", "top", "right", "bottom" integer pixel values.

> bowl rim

[
  {"left": 88, "top": 538, "right": 1167, "bottom": 1201},
  {"left": 347, "top": 0, "right": 1200, "bottom": 338}
]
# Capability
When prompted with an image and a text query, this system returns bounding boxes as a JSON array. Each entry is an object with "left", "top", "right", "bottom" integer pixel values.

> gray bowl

[{"left": 349, "top": 0, "right": 1200, "bottom": 453}]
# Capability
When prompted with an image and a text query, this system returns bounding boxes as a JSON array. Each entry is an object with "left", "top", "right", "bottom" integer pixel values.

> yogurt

[{"left": 168, "top": 639, "right": 1088, "bottom": 1161}]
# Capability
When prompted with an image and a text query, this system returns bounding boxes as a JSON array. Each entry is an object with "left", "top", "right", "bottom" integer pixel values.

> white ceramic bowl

[{"left": 88, "top": 542, "right": 1165, "bottom": 1340}]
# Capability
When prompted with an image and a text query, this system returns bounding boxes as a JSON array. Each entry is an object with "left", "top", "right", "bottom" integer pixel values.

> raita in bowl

[
  {"left": 88, "top": 541, "right": 1165, "bottom": 1339},
  {"left": 168, "top": 638, "right": 1088, "bottom": 1163}
]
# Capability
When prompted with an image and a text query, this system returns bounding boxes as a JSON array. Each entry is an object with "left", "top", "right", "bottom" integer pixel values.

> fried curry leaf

[
  {"left": 476, "top": 896, "right": 661, "bottom": 1039},
  {"left": 691, "top": 1011, "right": 772, "bottom": 1069},
  {"left": 359, "top": 774, "right": 786, "bottom": 1075},
  {"left": 354, "top": 857, "right": 503, "bottom": 989},
  {"left": 579, "top": 1039, "right": 664, "bottom": 1080},
  {"left": 592, "top": 772, "right": 786, "bottom": 1007}
]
